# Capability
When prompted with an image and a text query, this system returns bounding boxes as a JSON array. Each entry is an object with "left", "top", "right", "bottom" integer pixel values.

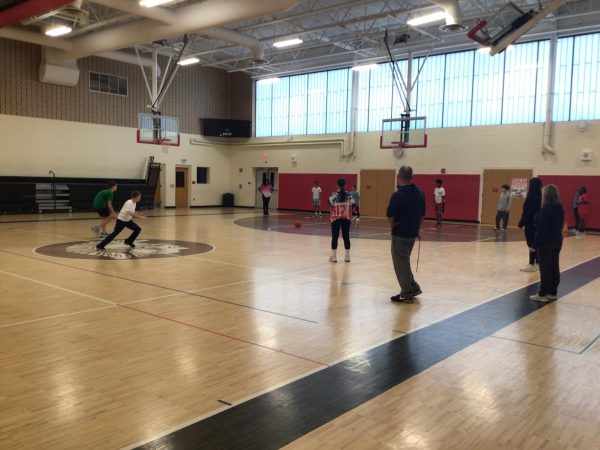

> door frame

[
  {"left": 254, "top": 167, "right": 279, "bottom": 210},
  {"left": 175, "top": 165, "right": 191, "bottom": 208}
]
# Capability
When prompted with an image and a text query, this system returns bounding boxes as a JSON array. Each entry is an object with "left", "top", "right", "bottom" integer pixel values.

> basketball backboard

[
  {"left": 468, "top": 0, "right": 568, "bottom": 55},
  {"left": 137, "top": 113, "right": 180, "bottom": 146},
  {"left": 380, "top": 116, "right": 427, "bottom": 149}
]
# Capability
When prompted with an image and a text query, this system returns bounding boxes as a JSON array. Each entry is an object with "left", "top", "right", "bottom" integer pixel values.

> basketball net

[{"left": 160, "top": 139, "right": 169, "bottom": 154}]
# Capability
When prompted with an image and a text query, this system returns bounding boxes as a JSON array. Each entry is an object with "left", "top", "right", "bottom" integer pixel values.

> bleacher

[{"left": 0, "top": 158, "right": 161, "bottom": 214}]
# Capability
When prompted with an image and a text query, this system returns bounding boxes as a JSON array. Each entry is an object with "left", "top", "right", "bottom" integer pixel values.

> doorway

[
  {"left": 175, "top": 166, "right": 189, "bottom": 208},
  {"left": 255, "top": 168, "right": 278, "bottom": 210},
  {"left": 481, "top": 169, "right": 533, "bottom": 226},
  {"left": 359, "top": 170, "right": 396, "bottom": 217}
]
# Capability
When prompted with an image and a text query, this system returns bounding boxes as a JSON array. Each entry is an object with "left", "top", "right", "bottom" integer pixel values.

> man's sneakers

[
  {"left": 529, "top": 293, "right": 558, "bottom": 302},
  {"left": 520, "top": 264, "right": 538, "bottom": 272},
  {"left": 95, "top": 244, "right": 105, "bottom": 250},
  {"left": 344, "top": 255, "right": 351, "bottom": 262},
  {"left": 329, "top": 255, "right": 337, "bottom": 263},
  {"left": 391, "top": 289, "right": 422, "bottom": 304}
]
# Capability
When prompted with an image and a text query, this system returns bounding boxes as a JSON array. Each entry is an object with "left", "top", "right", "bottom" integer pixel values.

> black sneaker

[
  {"left": 391, "top": 294, "right": 414, "bottom": 303},
  {"left": 412, "top": 289, "right": 423, "bottom": 297},
  {"left": 96, "top": 244, "right": 105, "bottom": 250}
]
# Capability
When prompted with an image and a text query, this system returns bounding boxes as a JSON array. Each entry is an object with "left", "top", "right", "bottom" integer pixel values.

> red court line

[{"left": 119, "top": 304, "right": 329, "bottom": 368}]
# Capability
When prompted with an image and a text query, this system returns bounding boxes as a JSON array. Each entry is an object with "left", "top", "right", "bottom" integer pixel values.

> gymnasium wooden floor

[{"left": 0, "top": 208, "right": 599, "bottom": 449}]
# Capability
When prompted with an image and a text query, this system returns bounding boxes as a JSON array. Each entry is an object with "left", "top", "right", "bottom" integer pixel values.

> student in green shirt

[{"left": 92, "top": 181, "right": 117, "bottom": 237}]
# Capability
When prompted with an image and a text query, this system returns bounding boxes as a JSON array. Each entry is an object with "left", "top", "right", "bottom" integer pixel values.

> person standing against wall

[
  {"left": 328, "top": 178, "right": 353, "bottom": 263},
  {"left": 311, "top": 181, "right": 322, "bottom": 217},
  {"left": 494, "top": 184, "right": 512, "bottom": 232},
  {"left": 433, "top": 179, "right": 445, "bottom": 227},
  {"left": 350, "top": 185, "right": 360, "bottom": 222},
  {"left": 259, "top": 179, "right": 274, "bottom": 215},
  {"left": 387, "top": 166, "right": 426, "bottom": 303},
  {"left": 518, "top": 177, "right": 543, "bottom": 272},
  {"left": 529, "top": 184, "right": 564, "bottom": 302},
  {"left": 576, "top": 186, "right": 589, "bottom": 235}
]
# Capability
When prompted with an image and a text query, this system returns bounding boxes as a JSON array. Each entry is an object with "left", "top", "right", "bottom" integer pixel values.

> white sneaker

[
  {"left": 529, "top": 294, "right": 549, "bottom": 302},
  {"left": 356, "top": 218, "right": 360, "bottom": 223},
  {"left": 345, "top": 255, "right": 351, "bottom": 262},
  {"left": 329, "top": 255, "right": 337, "bottom": 263},
  {"left": 520, "top": 264, "right": 537, "bottom": 272},
  {"left": 546, "top": 294, "right": 558, "bottom": 301}
]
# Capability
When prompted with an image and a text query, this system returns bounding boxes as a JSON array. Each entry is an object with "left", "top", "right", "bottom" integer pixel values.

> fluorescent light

[
  {"left": 351, "top": 64, "right": 378, "bottom": 72},
  {"left": 506, "top": 44, "right": 515, "bottom": 51},
  {"left": 273, "top": 38, "right": 303, "bottom": 48},
  {"left": 258, "top": 77, "right": 280, "bottom": 84},
  {"left": 477, "top": 47, "right": 491, "bottom": 54},
  {"left": 139, "top": 0, "right": 174, "bottom": 7},
  {"left": 44, "top": 25, "right": 72, "bottom": 37},
  {"left": 407, "top": 11, "right": 447, "bottom": 26},
  {"left": 178, "top": 57, "right": 200, "bottom": 66}
]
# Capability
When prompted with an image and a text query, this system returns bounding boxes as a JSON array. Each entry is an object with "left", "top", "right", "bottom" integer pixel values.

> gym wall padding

[
  {"left": 412, "top": 174, "right": 481, "bottom": 222},
  {"left": 538, "top": 175, "right": 599, "bottom": 229},
  {"left": 278, "top": 173, "right": 358, "bottom": 211}
]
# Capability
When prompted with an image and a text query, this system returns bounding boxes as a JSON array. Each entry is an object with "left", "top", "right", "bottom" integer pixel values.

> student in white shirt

[
  {"left": 434, "top": 179, "right": 445, "bottom": 227},
  {"left": 96, "top": 191, "right": 145, "bottom": 250},
  {"left": 311, "top": 181, "right": 322, "bottom": 216}
]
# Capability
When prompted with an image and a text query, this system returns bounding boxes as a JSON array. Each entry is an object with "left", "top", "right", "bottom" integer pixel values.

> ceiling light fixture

[
  {"left": 139, "top": 0, "right": 175, "bottom": 7},
  {"left": 476, "top": 47, "right": 491, "bottom": 53},
  {"left": 351, "top": 64, "right": 378, "bottom": 72},
  {"left": 178, "top": 57, "right": 200, "bottom": 66},
  {"left": 44, "top": 24, "right": 72, "bottom": 37},
  {"left": 258, "top": 77, "right": 280, "bottom": 84},
  {"left": 407, "top": 11, "right": 447, "bottom": 26},
  {"left": 273, "top": 38, "right": 303, "bottom": 48}
]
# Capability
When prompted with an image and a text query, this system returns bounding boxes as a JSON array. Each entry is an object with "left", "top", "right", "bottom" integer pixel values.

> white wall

[
  {"left": 227, "top": 121, "right": 600, "bottom": 207},
  {"left": 0, "top": 114, "right": 230, "bottom": 206},
  {"left": 2, "top": 114, "right": 598, "bottom": 209}
]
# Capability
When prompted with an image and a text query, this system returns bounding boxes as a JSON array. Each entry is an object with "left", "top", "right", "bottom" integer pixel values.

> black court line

[{"left": 134, "top": 256, "right": 600, "bottom": 450}]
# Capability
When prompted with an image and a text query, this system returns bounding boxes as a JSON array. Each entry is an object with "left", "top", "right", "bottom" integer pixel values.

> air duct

[
  {"left": 203, "top": 28, "right": 265, "bottom": 65},
  {"left": 39, "top": 47, "right": 79, "bottom": 86},
  {"left": 47, "top": 0, "right": 300, "bottom": 61},
  {"left": 91, "top": 0, "right": 266, "bottom": 64},
  {"left": 431, "top": 0, "right": 467, "bottom": 32}
]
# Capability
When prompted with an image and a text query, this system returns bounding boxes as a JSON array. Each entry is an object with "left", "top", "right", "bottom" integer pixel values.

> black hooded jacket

[{"left": 518, "top": 178, "right": 542, "bottom": 229}]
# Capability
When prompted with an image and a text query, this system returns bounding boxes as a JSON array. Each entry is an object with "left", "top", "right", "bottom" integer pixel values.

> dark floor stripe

[{"left": 135, "top": 256, "right": 600, "bottom": 450}]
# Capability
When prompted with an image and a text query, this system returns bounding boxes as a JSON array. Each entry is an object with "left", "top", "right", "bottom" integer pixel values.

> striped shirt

[{"left": 329, "top": 190, "right": 354, "bottom": 222}]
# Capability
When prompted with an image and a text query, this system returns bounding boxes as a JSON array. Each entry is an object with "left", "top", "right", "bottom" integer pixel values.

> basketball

[{"left": 294, "top": 220, "right": 302, "bottom": 228}]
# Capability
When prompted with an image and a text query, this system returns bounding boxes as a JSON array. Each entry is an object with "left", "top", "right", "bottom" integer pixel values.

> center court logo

[{"left": 35, "top": 239, "right": 213, "bottom": 260}]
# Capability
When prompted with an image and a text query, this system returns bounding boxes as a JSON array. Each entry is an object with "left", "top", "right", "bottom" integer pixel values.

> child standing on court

[
  {"left": 96, "top": 191, "right": 145, "bottom": 250},
  {"left": 434, "top": 179, "right": 445, "bottom": 227},
  {"left": 311, "top": 181, "right": 322, "bottom": 216},
  {"left": 329, "top": 178, "right": 354, "bottom": 263},
  {"left": 92, "top": 181, "right": 117, "bottom": 237},
  {"left": 494, "top": 184, "right": 512, "bottom": 231}
]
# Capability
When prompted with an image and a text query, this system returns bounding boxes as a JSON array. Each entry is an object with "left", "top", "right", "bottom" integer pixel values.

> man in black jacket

[{"left": 386, "top": 166, "right": 426, "bottom": 303}]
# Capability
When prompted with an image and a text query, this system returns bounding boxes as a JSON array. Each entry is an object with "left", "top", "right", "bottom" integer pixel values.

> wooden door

[
  {"left": 481, "top": 169, "right": 533, "bottom": 226},
  {"left": 360, "top": 170, "right": 396, "bottom": 217},
  {"left": 175, "top": 167, "right": 189, "bottom": 208}
]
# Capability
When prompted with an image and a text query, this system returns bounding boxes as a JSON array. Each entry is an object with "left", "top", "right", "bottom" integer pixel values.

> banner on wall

[{"left": 511, "top": 178, "right": 528, "bottom": 198}]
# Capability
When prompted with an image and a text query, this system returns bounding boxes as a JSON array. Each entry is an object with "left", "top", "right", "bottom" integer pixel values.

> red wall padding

[
  {"left": 412, "top": 174, "right": 481, "bottom": 222},
  {"left": 538, "top": 175, "right": 600, "bottom": 229},
  {"left": 278, "top": 173, "right": 358, "bottom": 211}
]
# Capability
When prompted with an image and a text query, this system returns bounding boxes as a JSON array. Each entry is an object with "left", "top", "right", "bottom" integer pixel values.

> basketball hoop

[{"left": 159, "top": 139, "right": 170, "bottom": 154}]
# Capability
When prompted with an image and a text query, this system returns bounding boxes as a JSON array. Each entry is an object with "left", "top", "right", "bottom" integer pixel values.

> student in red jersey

[{"left": 328, "top": 178, "right": 354, "bottom": 263}]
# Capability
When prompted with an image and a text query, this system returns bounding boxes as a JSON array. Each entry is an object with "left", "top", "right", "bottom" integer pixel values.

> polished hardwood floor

[{"left": 0, "top": 208, "right": 598, "bottom": 449}]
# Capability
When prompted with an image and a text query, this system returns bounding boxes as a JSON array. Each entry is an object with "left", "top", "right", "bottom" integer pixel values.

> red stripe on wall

[
  {"left": 412, "top": 174, "right": 481, "bottom": 222},
  {"left": 538, "top": 175, "right": 599, "bottom": 229},
  {"left": 279, "top": 173, "right": 358, "bottom": 211}
]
